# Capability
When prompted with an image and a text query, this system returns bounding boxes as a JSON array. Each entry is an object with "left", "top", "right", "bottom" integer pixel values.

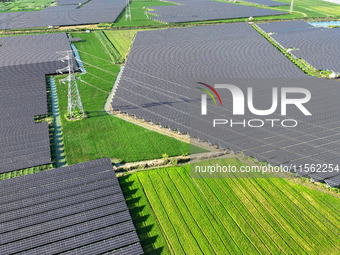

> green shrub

[{"left": 162, "top": 153, "right": 169, "bottom": 164}]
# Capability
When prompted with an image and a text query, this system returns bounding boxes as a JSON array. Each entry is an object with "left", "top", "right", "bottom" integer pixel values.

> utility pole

[
  {"left": 290, "top": 0, "right": 294, "bottom": 13},
  {"left": 125, "top": 0, "right": 131, "bottom": 21},
  {"left": 57, "top": 50, "right": 85, "bottom": 120}
]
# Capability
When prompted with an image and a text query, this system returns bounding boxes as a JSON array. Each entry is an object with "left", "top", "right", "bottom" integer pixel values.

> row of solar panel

[
  {"left": 257, "top": 20, "right": 340, "bottom": 72},
  {"left": 0, "top": 158, "right": 143, "bottom": 254},
  {"left": 0, "top": 33, "right": 77, "bottom": 173},
  {"left": 0, "top": 0, "right": 127, "bottom": 30},
  {"left": 0, "top": 158, "right": 115, "bottom": 192},
  {"left": 166, "top": 0, "right": 288, "bottom": 6},
  {"left": 1, "top": 203, "right": 129, "bottom": 244},
  {"left": 148, "top": 0, "right": 287, "bottom": 23},
  {"left": 112, "top": 23, "right": 340, "bottom": 187}
]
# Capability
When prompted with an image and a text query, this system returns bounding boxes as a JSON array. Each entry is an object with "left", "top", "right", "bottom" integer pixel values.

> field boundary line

[
  {"left": 161, "top": 172, "right": 219, "bottom": 254},
  {"left": 266, "top": 178, "right": 340, "bottom": 250},
  {"left": 206, "top": 171, "right": 273, "bottom": 254},
  {"left": 251, "top": 178, "right": 330, "bottom": 253},
  {"left": 174, "top": 169, "right": 233, "bottom": 254},
  {"left": 156, "top": 172, "right": 206, "bottom": 254},
  {"left": 288, "top": 181, "right": 340, "bottom": 220},
  {"left": 136, "top": 174, "right": 174, "bottom": 254},
  {"left": 234, "top": 175, "right": 317, "bottom": 253},
  {"left": 214, "top": 171, "right": 289, "bottom": 254},
  {"left": 222, "top": 171, "right": 303, "bottom": 254},
  {"left": 258, "top": 177, "right": 338, "bottom": 250},
  {"left": 191, "top": 171, "right": 255, "bottom": 255},
  {"left": 127, "top": 176, "right": 165, "bottom": 255},
  {"left": 138, "top": 174, "right": 184, "bottom": 254}
]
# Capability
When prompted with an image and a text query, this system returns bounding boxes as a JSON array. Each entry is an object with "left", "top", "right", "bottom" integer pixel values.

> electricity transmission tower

[
  {"left": 290, "top": 0, "right": 294, "bottom": 13},
  {"left": 125, "top": 0, "right": 131, "bottom": 21},
  {"left": 57, "top": 50, "right": 85, "bottom": 120}
]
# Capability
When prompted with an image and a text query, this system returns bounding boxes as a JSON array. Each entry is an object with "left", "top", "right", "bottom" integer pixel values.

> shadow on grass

[
  {"left": 120, "top": 176, "right": 166, "bottom": 255},
  {"left": 86, "top": 110, "right": 110, "bottom": 118}
]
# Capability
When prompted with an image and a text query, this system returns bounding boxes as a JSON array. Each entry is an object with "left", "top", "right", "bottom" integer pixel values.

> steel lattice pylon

[
  {"left": 290, "top": 0, "right": 294, "bottom": 13},
  {"left": 125, "top": 0, "right": 131, "bottom": 21},
  {"left": 57, "top": 50, "right": 84, "bottom": 120}
]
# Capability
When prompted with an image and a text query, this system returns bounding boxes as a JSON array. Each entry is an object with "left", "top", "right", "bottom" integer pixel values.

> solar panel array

[
  {"left": 147, "top": 0, "right": 287, "bottom": 23},
  {"left": 111, "top": 23, "right": 340, "bottom": 186},
  {"left": 240, "top": 0, "right": 288, "bottom": 7},
  {"left": 258, "top": 20, "right": 340, "bottom": 72},
  {"left": 0, "top": 158, "right": 143, "bottom": 255},
  {"left": 0, "top": 33, "right": 74, "bottom": 173},
  {"left": 0, "top": 0, "right": 126, "bottom": 30}
]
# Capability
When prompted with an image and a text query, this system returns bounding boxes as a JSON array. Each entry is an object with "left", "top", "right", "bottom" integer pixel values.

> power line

[
  {"left": 76, "top": 50, "right": 114, "bottom": 64},
  {"left": 75, "top": 58, "right": 118, "bottom": 76},
  {"left": 85, "top": 72, "right": 114, "bottom": 84},
  {"left": 125, "top": 0, "right": 132, "bottom": 21},
  {"left": 77, "top": 78, "right": 110, "bottom": 94}
]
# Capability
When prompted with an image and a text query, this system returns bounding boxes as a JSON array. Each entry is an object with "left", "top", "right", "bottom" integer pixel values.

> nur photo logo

[{"left": 198, "top": 83, "right": 312, "bottom": 128}]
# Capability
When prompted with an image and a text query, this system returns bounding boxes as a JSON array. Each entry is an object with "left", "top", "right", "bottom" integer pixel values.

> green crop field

[
  {"left": 120, "top": 158, "right": 340, "bottom": 254},
  {"left": 271, "top": 0, "right": 340, "bottom": 18},
  {"left": 94, "top": 30, "right": 124, "bottom": 64},
  {"left": 0, "top": 0, "right": 52, "bottom": 12},
  {"left": 104, "top": 29, "right": 139, "bottom": 60},
  {"left": 55, "top": 32, "right": 201, "bottom": 165},
  {"left": 113, "top": 0, "right": 176, "bottom": 27}
]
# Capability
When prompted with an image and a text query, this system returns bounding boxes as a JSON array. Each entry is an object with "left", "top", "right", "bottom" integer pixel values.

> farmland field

[
  {"left": 94, "top": 30, "right": 124, "bottom": 64},
  {"left": 105, "top": 29, "right": 139, "bottom": 60},
  {"left": 0, "top": 0, "right": 52, "bottom": 12},
  {"left": 55, "top": 32, "right": 200, "bottom": 164},
  {"left": 112, "top": 0, "right": 176, "bottom": 27},
  {"left": 271, "top": 0, "right": 340, "bottom": 17},
  {"left": 120, "top": 158, "right": 340, "bottom": 254}
]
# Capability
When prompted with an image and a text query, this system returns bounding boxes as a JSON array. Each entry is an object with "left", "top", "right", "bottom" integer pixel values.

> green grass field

[
  {"left": 55, "top": 32, "right": 199, "bottom": 165},
  {"left": 0, "top": 0, "right": 52, "bottom": 12},
  {"left": 112, "top": 0, "right": 176, "bottom": 27},
  {"left": 273, "top": 0, "right": 340, "bottom": 17},
  {"left": 120, "top": 158, "right": 340, "bottom": 254}
]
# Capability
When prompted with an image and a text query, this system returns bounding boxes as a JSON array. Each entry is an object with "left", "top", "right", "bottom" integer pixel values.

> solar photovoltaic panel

[
  {"left": 0, "top": 0, "right": 127, "bottom": 30},
  {"left": 0, "top": 158, "right": 143, "bottom": 255},
  {"left": 107, "top": 243, "right": 145, "bottom": 255},
  {"left": 147, "top": 0, "right": 287, "bottom": 23},
  {"left": 111, "top": 23, "right": 340, "bottom": 187},
  {"left": 257, "top": 20, "right": 314, "bottom": 33},
  {"left": 0, "top": 33, "right": 76, "bottom": 173},
  {"left": 325, "top": 175, "right": 340, "bottom": 187},
  {"left": 258, "top": 20, "right": 340, "bottom": 72},
  {"left": 240, "top": 0, "right": 288, "bottom": 6}
]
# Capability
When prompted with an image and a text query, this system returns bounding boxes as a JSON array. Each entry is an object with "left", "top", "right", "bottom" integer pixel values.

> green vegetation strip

[
  {"left": 55, "top": 32, "right": 197, "bottom": 165},
  {"left": 0, "top": 0, "right": 52, "bottom": 13},
  {"left": 104, "top": 30, "right": 139, "bottom": 60},
  {"left": 94, "top": 30, "right": 124, "bottom": 64},
  {"left": 120, "top": 158, "right": 340, "bottom": 254}
]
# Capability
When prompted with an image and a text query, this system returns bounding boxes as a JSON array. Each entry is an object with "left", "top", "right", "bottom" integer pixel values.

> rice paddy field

[
  {"left": 120, "top": 158, "right": 340, "bottom": 254},
  {"left": 55, "top": 32, "right": 197, "bottom": 164}
]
